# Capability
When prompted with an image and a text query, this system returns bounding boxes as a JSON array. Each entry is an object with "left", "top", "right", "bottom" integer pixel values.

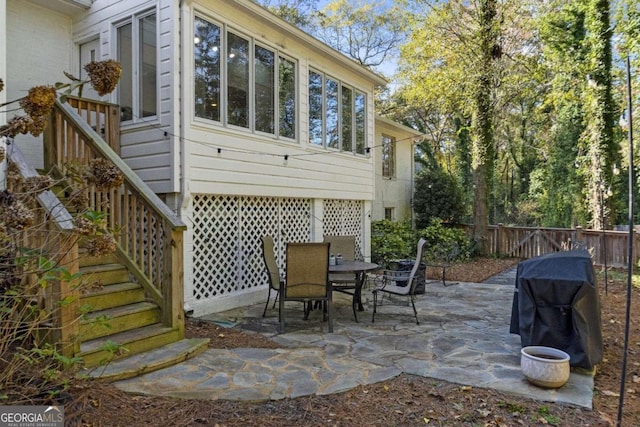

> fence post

[
  {"left": 496, "top": 223, "right": 503, "bottom": 257},
  {"left": 575, "top": 226, "right": 583, "bottom": 247}
]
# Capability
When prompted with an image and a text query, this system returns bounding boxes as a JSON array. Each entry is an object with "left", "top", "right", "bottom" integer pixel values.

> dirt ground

[{"left": 45, "top": 259, "right": 640, "bottom": 425}]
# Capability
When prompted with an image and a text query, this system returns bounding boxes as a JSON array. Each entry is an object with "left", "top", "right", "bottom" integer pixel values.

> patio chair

[
  {"left": 280, "top": 242, "right": 333, "bottom": 333},
  {"left": 323, "top": 235, "right": 360, "bottom": 319},
  {"left": 260, "top": 235, "right": 284, "bottom": 317},
  {"left": 371, "top": 238, "right": 427, "bottom": 325},
  {"left": 426, "top": 241, "right": 460, "bottom": 287}
]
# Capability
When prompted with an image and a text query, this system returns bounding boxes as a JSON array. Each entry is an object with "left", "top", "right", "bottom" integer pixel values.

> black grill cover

[{"left": 509, "top": 250, "right": 603, "bottom": 369}]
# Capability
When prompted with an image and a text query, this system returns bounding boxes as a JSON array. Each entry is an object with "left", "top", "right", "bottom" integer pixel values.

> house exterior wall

[
  {"left": 180, "top": 1, "right": 382, "bottom": 315},
  {"left": 72, "top": 0, "right": 178, "bottom": 195},
  {"left": 373, "top": 117, "right": 421, "bottom": 223},
  {"left": 182, "top": 0, "right": 377, "bottom": 201},
  {"left": 5, "top": 0, "right": 74, "bottom": 169},
  {"left": 4, "top": 0, "right": 384, "bottom": 316},
  {"left": 0, "top": 0, "right": 6, "bottom": 122}
]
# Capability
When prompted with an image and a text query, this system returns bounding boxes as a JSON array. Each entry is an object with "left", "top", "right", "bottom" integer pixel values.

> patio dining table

[{"left": 329, "top": 260, "right": 379, "bottom": 322}]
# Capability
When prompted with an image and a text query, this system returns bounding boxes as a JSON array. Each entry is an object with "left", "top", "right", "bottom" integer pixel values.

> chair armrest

[{"left": 381, "top": 269, "right": 412, "bottom": 280}]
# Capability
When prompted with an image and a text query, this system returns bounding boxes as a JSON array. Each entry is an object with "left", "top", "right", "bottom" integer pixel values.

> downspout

[
  {"left": 178, "top": 0, "right": 193, "bottom": 314},
  {"left": 411, "top": 139, "right": 416, "bottom": 230},
  {"left": 178, "top": 0, "right": 187, "bottom": 211}
]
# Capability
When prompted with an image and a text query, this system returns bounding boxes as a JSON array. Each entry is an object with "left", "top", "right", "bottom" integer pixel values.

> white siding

[
  {"left": 0, "top": 0, "right": 6, "bottom": 122},
  {"left": 183, "top": 0, "right": 378, "bottom": 202},
  {"left": 373, "top": 117, "right": 421, "bottom": 222},
  {"left": 6, "top": 0, "right": 74, "bottom": 169},
  {"left": 73, "top": 0, "right": 178, "bottom": 194}
]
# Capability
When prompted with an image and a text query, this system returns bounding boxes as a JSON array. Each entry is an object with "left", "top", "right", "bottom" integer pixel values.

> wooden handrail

[
  {"left": 7, "top": 144, "right": 74, "bottom": 230},
  {"left": 6, "top": 143, "right": 79, "bottom": 357},
  {"left": 66, "top": 96, "right": 120, "bottom": 154},
  {"left": 53, "top": 100, "right": 185, "bottom": 229},
  {"left": 43, "top": 99, "right": 185, "bottom": 333}
]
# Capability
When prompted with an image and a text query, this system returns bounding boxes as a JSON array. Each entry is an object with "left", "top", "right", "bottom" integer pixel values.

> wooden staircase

[
  {"left": 76, "top": 249, "right": 189, "bottom": 370},
  {"left": 6, "top": 98, "right": 210, "bottom": 380}
]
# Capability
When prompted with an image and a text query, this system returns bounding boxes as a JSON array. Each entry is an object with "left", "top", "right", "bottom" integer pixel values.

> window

[
  {"left": 194, "top": 15, "right": 297, "bottom": 139},
  {"left": 382, "top": 134, "right": 396, "bottom": 178},
  {"left": 255, "top": 45, "right": 274, "bottom": 133},
  {"left": 117, "top": 11, "right": 157, "bottom": 122},
  {"left": 309, "top": 72, "right": 323, "bottom": 146},
  {"left": 227, "top": 31, "right": 249, "bottom": 128},
  {"left": 194, "top": 16, "right": 220, "bottom": 121},
  {"left": 308, "top": 70, "right": 366, "bottom": 155},
  {"left": 384, "top": 207, "right": 395, "bottom": 221},
  {"left": 279, "top": 57, "right": 296, "bottom": 139}
]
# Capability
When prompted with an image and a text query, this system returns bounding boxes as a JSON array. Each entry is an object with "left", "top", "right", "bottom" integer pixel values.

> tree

[
  {"left": 413, "top": 167, "right": 466, "bottom": 229},
  {"left": 254, "top": 0, "right": 319, "bottom": 28},
  {"left": 470, "top": 0, "right": 500, "bottom": 254},
  {"left": 396, "top": 1, "right": 507, "bottom": 253},
  {"left": 309, "top": 0, "right": 408, "bottom": 71},
  {"left": 582, "top": 0, "right": 618, "bottom": 229}
]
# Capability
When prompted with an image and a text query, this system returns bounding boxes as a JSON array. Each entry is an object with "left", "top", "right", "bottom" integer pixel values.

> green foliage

[
  {"left": 538, "top": 405, "right": 560, "bottom": 426},
  {"left": 370, "top": 219, "right": 414, "bottom": 268},
  {"left": 413, "top": 167, "right": 466, "bottom": 229},
  {"left": 1, "top": 168, "right": 115, "bottom": 402},
  {"left": 418, "top": 218, "right": 471, "bottom": 262}
]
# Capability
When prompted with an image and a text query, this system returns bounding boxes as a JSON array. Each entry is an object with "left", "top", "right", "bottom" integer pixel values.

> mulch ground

[{"left": 7, "top": 257, "right": 640, "bottom": 426}]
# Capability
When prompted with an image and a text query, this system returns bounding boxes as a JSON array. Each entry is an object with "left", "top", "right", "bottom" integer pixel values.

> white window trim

[
  {"left": 114, "top": 7, "right": 159, "bottom": 125},
  {"left": 308, "top": 67, "right": 367, "bottom": 156},
  {"left": 193, "top": 12, "right": 298, "bottom": 142}
]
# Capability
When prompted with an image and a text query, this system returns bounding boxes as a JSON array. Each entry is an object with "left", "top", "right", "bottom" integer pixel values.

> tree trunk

[
  {"left": 471, "top": 0, "right": 498, "bottom": 255},
  {"left": 584, "top": 0, "right": 616, "bottom": 230}
]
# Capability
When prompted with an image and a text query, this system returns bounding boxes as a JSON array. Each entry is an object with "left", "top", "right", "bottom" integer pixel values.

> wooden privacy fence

[{"left": 460, "top": 224, "right": 640, "bottom": 268}]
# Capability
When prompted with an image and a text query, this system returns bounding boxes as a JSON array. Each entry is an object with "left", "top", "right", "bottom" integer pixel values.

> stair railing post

[
  {"left": 163, "top": 224, "right": 185, "bottom": 334},
  {"left": 44, "top": 226, "right": 80, "bottom": 358}
]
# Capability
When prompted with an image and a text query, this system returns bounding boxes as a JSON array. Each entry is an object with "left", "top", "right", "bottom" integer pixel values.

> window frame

[
  {"left": 384, "top": 207, "right": 395, "bottom": 221},
  {"left": 308, "top": 68, "right": 367, "bottom": 156},
  {"left": 381, "top": 134, "right": 396, "bottom": 179},
  {"left": 193, "top": 13, "right": 298, "bottom": 141},
  {"left": 114, "top": 8, "right": 158, "bottom": 124}
]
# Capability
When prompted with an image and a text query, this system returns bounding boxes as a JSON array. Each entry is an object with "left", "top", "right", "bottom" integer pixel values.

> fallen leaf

[
  {"left": 460, "top": 385, "right": 472, "bottom": 392},
  {"left": 602, "top": 390, "right": 620, "bottom": 397},
  {"left": 477, "top": 409, "right": 491, "bottom": 417},
  {"left": 423, "top": 418, "right": 430, "bottom": 424}
]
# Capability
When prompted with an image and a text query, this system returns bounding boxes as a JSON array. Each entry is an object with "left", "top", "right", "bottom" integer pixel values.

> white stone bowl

[{"left": 520, "top": 346, "right": 571, "bottom": 389}]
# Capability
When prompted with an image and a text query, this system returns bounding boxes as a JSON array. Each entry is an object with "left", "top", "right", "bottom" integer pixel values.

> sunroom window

[
  {"left": 308, "top": 70, "right": 366, "bottom": 155},
  {"left": 116, "top": 11, "right": 157, "bottom": 122},
  {"left": 194, "top": 15, "right": 297, "bottom": 140},
  {"left": 194, "top": 16, "right": 220, "bottom": 121}
]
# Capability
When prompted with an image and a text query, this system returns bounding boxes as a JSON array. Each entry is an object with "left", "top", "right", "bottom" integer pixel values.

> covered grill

[{"left": 509, "top": 250, "right": 603, "bottom": 370}]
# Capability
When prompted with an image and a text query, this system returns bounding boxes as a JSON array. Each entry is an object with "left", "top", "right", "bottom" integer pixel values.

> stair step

[
  {"left": 78, "top": 324, "right": 188, "bottom": 370},
  {"left": 80, "top": 336, "right": 209, "bottom": 381},
  {"left": 78, "top": 263, "right": 130, "bottom": 286},
  {"left": 80, "top": 301, "right": 160, "bottom": 341},
  {"left": 79, "top": 249, "right": 119, "bottom": 268},
  {"left": 81, "top": 282, "right": 146, "bottom": 311}
]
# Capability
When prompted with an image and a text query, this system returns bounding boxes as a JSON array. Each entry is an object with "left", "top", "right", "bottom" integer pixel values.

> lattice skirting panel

[
  {"left": 190, "top": 195, "right": 365, "bottom": 313},
  {"left": 323, "top": 199, "right": 365, "bottom": 260}
]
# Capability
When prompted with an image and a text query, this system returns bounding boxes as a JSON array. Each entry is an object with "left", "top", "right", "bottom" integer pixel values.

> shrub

[
  {"left": 418, "top": 218, "right": 471, "bottom": 263},
  {"left": 371, "top": 219, "right": 415, "bottom": 268},
  {"left": 413, "top": 168, "right": 466, "bottom": 229}
]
